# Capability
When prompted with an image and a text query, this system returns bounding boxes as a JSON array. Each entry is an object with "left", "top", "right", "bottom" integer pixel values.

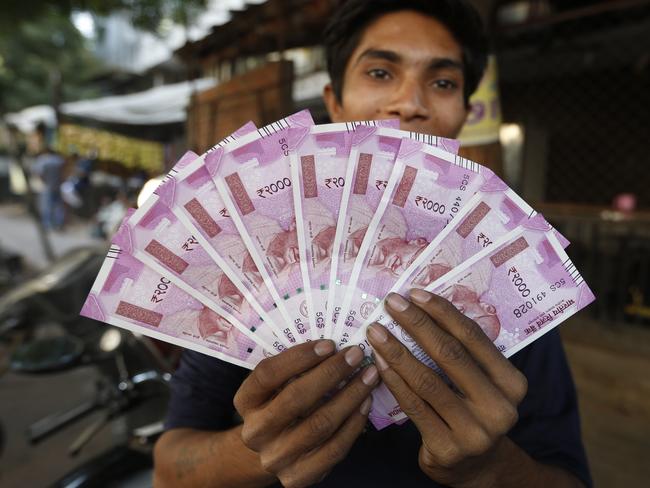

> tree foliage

[
  {"left": 2, "top": 0, "right": 208, "bottom": 34},
  {"left": 0, "top": 0, "right": 208, "bottom": 114},
  {"left": 0, "top": 10, "right": 103, "bottom": 114}
]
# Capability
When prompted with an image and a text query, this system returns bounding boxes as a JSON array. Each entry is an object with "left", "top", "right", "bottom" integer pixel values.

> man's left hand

[{"left": 367, "top": 289, "right": 529, "bottom": 488}]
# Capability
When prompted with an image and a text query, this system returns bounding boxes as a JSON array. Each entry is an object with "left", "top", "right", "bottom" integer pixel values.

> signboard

[{"left": 458, "top": 55, "right": 502, "bottom": 147}]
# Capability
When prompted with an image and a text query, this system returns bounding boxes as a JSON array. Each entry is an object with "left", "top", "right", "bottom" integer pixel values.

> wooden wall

[{"left": 186, "top": 60, "right": 294, "bottom": 152}]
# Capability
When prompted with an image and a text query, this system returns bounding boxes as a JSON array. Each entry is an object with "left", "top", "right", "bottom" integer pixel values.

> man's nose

[{"left": 385, "top": 77, "right": 429, "bottom": 122}]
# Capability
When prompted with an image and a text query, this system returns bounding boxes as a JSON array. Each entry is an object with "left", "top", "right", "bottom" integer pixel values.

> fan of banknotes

[{"left": 81, "top": 109, "right": 595, "bottom": 429}]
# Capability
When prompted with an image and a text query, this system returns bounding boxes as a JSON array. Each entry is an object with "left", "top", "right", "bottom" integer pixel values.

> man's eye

[
  {"left": 367, "top": 68, "right": 391, "bottom": 80},
  {"left": 433, "top": 79, "right": 457, "bottom": 90}
]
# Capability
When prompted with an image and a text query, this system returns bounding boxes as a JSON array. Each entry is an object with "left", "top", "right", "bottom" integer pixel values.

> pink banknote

[
  {"left": 354, "top": 216, "right": 595, "bottom": 429},
  {"left": 160, "top": 121, "right": 257, "bottom": 186},
  {"left": 327, "top": 126, "right": 461, "bottom": 339},
  {"left": 357, "top": 175, "right": 568, "bottom": 328},
  {"left": 118, "top": 195, "right": 285, "bottom": 354},
  {"left": 334, "top": 139, "right": 494, "bottom": 347},
  {"left": 210, "top": 111, "right": 316, "bottom": 342},
  {"left": 81, "top": 244, "right": 268, "bottom": 370},
  {"left": 155, "top": 115, "right": 312, "bottom": 345},
  {"left": 288, "top": 120, "right": 399, "bottom": 340}
]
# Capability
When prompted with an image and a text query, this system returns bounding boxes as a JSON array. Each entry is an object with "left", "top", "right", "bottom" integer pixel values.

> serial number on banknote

[
  {"left": 513, "top": 292, "right": 547, "bottom": 318},
  {"left": 150, "top": 277, "right": 172, "bottom": 303},
  {"left": 256, "top": 178, "right": 292, "bottom": 198}
]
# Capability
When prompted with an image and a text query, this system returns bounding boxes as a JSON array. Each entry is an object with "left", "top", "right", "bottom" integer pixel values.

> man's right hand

[{"left": 233, "top": 340, "right": 379, "bottom": 488}]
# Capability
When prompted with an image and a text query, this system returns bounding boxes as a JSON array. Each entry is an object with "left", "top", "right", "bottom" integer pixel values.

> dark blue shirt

[{"left": 165, "top": 329, "right": 591, "bottom": 487}]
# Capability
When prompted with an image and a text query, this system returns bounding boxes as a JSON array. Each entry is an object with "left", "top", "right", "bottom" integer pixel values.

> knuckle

[
  {"left": 485, "top": 401, "right": 519, "bottom": 436},
  {"left": 413, "top": 370, "right": 440, "bottom": 398},
  {"left": 253, "top": 358, "right": 278, "bottom": 390},
  {"left": 460, "top": 316, "right": 485, "bottom": 343},
  {"left": 280, "top": 384, "right": 306, "bottom": 417},
  {"left": 384, "top": 342, "right": 408, "bottom": 366},
  {"left": 348, "top": 377, "right": 370, "bottom": 399},
  {"left": 323, "top": 358, "right": 346, "bottom": 379},
  {"left": 307, "top": 411, "right": 335, "bottom": 439},
  {"left": 233, "top": 389, "right": 246, "bottom": 415},
  {"left": 409, "top": 308, "right": 431, "bottom": 330},
  {"left": 429, "top": 293, "right": 457, "bottom": 317},
  {"left": 498, "top": 403, "right": 519, "bottom": 432},
  {"left": 511, "top": 371, "right": 528, "bottom": 403},
  {"left": 400, "top": 394, "right": 428, "bottom": 419},
  {"left": 280, "top": 472, "right": 309, "bottom": 488},
  {"left": 259, "top": 452, "right": 281, "bottom": 474},
  {"left": 240, "top": 418, "right": 264, "bottom": 449},
  {"left": 436, "top": 443, "right": 462, "bottom": 469},
  {"left": 437, "top": 337, "right": 468, "bottom": 365},
  {"left": 418, "top": 447, "right": 436, "bottom": 470},
  {"left": 465, "top": 426, "right": 492, "bottom": 457},
  {"left": 326, "top": 440, "right": 350, "bottom": 465}
]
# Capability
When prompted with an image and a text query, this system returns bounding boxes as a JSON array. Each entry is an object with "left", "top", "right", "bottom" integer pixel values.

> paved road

[{"left": 0, "top": 204, "right": 105, "bottom": 270}]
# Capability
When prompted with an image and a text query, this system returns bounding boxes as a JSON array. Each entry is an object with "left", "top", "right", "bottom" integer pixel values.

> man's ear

[{"left": 323, "top": 83, "right": 344, "bottom": 122}]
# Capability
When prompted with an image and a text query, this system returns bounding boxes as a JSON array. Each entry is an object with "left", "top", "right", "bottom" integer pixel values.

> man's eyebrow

[
  {"left": 427, "top": 58, "right": 464, "bottom": 72},
  {"left": 354, "top": 49, "right": 402, "bottom": 66},
  {"left": 354, "top": 49, "right": 463, "bottom": 72}
]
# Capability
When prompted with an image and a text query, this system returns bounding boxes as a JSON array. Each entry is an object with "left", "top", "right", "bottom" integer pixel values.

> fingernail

[
  {"left": 345, "top": 346, "right": 364, "bottom": 366},
  {"left": 409, "top": 288, "right": 432, "bottom": 303},
  {"left": 359, "top": 396, "right": 372, "bottom": 415},
  {"left": 362, "top": 364, "right": 379, "bottom": 386},
  {"left": 367, "top": 323, "right": 387, "bottom": 344},
  {"left": 373, "top": 352, "right": 389, "bottom": 371},
  {"left": 386, "top": 293, "right": 409, "bottom": 312},
  {"left": 314, "top": 340, "right": 335, "bottom": 356}
]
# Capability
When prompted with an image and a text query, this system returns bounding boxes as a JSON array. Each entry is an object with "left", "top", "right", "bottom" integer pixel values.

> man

[
  {"left": 153, "top": 1, "right": 591, "bottom": 487},
  {"left": 33, "top": 145, "right": 65, "bottom": 230}
]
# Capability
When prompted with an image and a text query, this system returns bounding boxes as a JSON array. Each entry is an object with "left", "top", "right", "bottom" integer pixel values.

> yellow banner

[
  {"left": 57, "top": 124, "right": 164, "bottom": 173},
  {"left": 458, "top": 55, "right": 502, "bottom": 147}
]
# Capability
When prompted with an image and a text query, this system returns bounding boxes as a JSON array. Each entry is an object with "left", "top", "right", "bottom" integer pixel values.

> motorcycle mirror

[{"left": 10, "top": 336, "right": 85, "bottom": 373}]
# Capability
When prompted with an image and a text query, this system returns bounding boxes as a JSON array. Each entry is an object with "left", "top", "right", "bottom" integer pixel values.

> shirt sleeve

[
  {"left": 164, "top": 350, "right": 249, "bottom": 431},
  {"left": 508, "top": 329, "right": 592, "bottom": 488}
]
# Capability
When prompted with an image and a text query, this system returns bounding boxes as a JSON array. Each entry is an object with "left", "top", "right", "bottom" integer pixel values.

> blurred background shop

[{"left": 0, "top": 1, "right": 649, "bottom": 486}]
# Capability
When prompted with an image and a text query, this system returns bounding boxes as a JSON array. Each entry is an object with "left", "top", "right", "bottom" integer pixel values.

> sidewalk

[{"left": 0, "top": 203, "right": 105, "bottom": 270}]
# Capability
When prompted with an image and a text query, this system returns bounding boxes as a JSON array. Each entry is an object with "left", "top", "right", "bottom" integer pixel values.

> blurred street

[
  {"left": 1, "top": 0, "right": 649, "bottom": 486},
  {"left": 0, "top": 203, "right": 104, "bottom": 270}
]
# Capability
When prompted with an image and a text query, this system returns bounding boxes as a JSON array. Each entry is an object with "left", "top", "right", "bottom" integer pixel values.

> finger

[
  {"left": 245, "top": 345, "right": 367, "bottom": 445},
  {"left": 294, "top": 365, "right": 379, "bottom": 448},
  {"left": 264, "top": 364, "right": 380, "bottom": 472},
  {"left": 367, "top": 324, "right": 472, "bottom": 430},
  {"left": 383, "top": 293, "right": 504, "bottom": 405},
  {"left": 234, "top": 340, "right": 335, "bottom": 415},
  {"left": 374, "top": 348, "right": 502, "bottom": 467},
  {"left": 408, "top": 289, "right": 528, "bottom": 405},
  {"left": 280, "top": 397, "right": 372, "bottom": 488}
]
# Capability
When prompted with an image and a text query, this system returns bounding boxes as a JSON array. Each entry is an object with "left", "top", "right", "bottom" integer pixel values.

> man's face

[
  {"left": 368, "top": 236, "right": 428, "bottom": 276},
  {"left": 324, "top": 10, "right": 469, "bottom": 138}
]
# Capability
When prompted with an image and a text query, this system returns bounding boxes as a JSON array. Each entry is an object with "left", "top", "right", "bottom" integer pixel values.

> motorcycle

[{"left": 0, "top": 246, "right": 174, "bottom": 487}]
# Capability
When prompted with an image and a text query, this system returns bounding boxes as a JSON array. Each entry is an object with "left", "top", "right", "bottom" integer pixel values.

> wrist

[{"left": 451, "top": 437, "right": 533, "bottom": 488}]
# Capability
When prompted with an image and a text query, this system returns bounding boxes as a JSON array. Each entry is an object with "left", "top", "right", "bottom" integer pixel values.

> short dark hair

[{"left": 324, "top": 0, "right": 488, "bottom": 106}]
